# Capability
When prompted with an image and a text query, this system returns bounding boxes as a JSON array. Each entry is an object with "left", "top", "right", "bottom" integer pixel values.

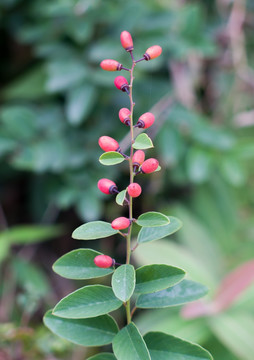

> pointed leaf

[
  {"left": 88, "top": 354, "right": 117, "bottom": 360},
  {"left": 43, "top": 310, "right": 118, "bottom": 347},
  {"left": 72, "top": 221, "right": 118, "bottom": 240},
  {"left": 113, "top": 323, "right": 151, "bottom": 360},
  {"left": 53, "top": 249, "right": 114, "bottom": 279},
  {"left": 136, "top": 212, "right": 170, "bottom": 227},
  {"left": 135, "top": 264, "right": 185, "bottom": 294},
  {"left": 116, "top": 189, "right": 127, "bottom": 206},
  {"left": 133, "top": 134, "right": 154, "bottom": 150},
  {"left": 112, "top": 265, "right": 135, "bottom": 302},
  {"left": 136, "top": 280, "right": 208, "bottom": 309},
  {"left": 99, "top": 152, "right": 125, "bottom": 166},
  {"left": 137, "top": 217, "right": 183, "bottom": 243},
  {"left": 144, "top": 332, "right": 213, "bottom": 360},
  {"left": 53, "top": 285, "right": 122, "bottom": 319}
]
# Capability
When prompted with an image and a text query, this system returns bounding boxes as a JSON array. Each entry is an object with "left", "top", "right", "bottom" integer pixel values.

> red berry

[
  {"left": 119, "top": 108, "right": 131, "bottom": 126},
  {"left": 127, "top": 183, "right": 142, "bottom": 198},
  {"left": 94, "top": 254, "right": 114, "bottom": 268},
  {"left": 132, "top": 150, "right": 145, "bottom": 168},
  {"left": 114, "top": 76, "right": 129, "bottom": 93},
  {"left": 98, "top": 178, "right": 118, "bottom": 194},
  {"left": 136, "top": 112, "right": 155, "bottom": 129},
  {"left": 144, "top": 45, "right": 162, "bottom": 61},
  {"left": 100, "top": 59, "right": 122, "bottom": 71},
  {"left": 120, "top": 31, "right": 134, "bottom": 52},
  {"left": 111, "top": 217, "right": 130, "bottom": 230},
  {"left": 98, "top": 136, "right": 119, "bottom": 152},
  {"left": 141, "top": 158, "right": 159, "bottom": 174}
]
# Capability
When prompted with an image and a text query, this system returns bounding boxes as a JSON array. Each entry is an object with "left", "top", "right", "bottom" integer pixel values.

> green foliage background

[{"left": 0, "top": 0, "right": 254, "bottom": 359}]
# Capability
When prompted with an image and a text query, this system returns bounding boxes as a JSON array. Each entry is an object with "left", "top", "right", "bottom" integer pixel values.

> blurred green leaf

[
  {"left": 87, "top": 354, "right": 117, "bottom": 360},
  {"left": 116, "top": 189, "right": 127, "bottom": 206}
]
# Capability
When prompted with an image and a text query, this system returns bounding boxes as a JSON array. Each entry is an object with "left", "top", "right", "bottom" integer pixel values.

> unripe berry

[
  {"left": 136, "top": 112, "right": 155, "bottom": 129},
  {"left": 144, "top": 45, "right": 162, "bottom": 61},
  {"left": 127, "top": 183, "right": 142, "bottom": 198},
  {"left": 94, "top": 254, "right": 114, "bottom": 268},
  {"left": 98, "top": 136, "right": 119, "bottom": 152},
  {"left": 100, "top": 59, "right": 122, "bottom": 71},
  {"left": 98, "top": 178, "right": 118, "bottom": 194},
  {"left": 133, "top": 150, "right": 145, "bottom": 167},
  {"left": 119, "top": 108, "right": 131, "bottom": 126},
  {"left": 114, "top": 76, "right": 129, "bottom": 93},
  {"left": 120, "top": 31, "right": 134, "bottom": 52},
  {"left": 141, "top": 158, "right": 159, "bottom": 174},
  {"left": 111, "top": 217, "right": 130, "bottom": 230}
]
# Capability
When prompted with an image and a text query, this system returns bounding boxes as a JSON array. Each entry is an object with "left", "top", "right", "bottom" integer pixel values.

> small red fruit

[
  {"left": 127, "top": 183, "right": 142, "bottom": 198},
  {"left": 98, "top": 178, "right": 118, "bottom": 194},
  {"left": 136, "top": 112, "right": 155, "bottom": 129},
  {"left": 114, "top": 76, "right": 129, "bottom": 93},
  {"left": 94, "top": 254, "right": 114, "bottom": 268},
  {"left": 100, "top": 59, "right": 122, "bottom": 71},
  {"left": 141, "top": 158, "right": 159, "bottom": 174},
  {"left": 133, "top": 150, "right": 145, "bottom": 167},
  {"left": 120, "top": 31, "right": 134, "bottom": 52},
  {"left": 98, "top": 136, "right": 119, "bottom": 152},
  {"left": 119, "top": 108, "right": 131, "bottom": 126},
  {"left": 144, "top": 45, "right": 162, "bottom": 61},
  {"left": 111, "top": 217, "right": 130, "bottom": 230}
]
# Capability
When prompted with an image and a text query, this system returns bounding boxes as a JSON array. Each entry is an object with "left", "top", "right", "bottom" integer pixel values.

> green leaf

[
  {"left": 53, "top": 249, "right": 114, "bottom": 279},
  {"left": 116, "top": 189, "right": 127, "bottom": 206},
  {"left": 72, "top": 221, "right": 118, "bottom": 240},
  {"left": 87, "top": 354, "right": 117, "bottom": 360},
  {"left": 136, "top": 280, "right": 208, "bottom": 309},
  {"left": 133, "top": 134, "right": 154, "bottom": 150},
  {"left": 99, "top": 152, "right": 125, "bottom": 166},
  {"left": 112, "top": 265, "right": 135, "bottom": 302},
  {"left": 53, "top": 285, "right": 122, "bottom": 319},
  {"left": 136, "top": 212, "right": 170, "bottom": 227},
  {"left": 135, "top": 264, "right": 185, "bottom": 294},
  {"left": 186, "top": 148, "right": 212, "bottom": 184},
  {"left": 113, "top": 323, "right": 151, "bottom": 360},
  {"left": 44, "top": 310, "right": 118, "bottom": 347},
  {"left": 144, "top": 332, "right": 213, "bottom": 360},
  {"left": 137, "top": 216, "right": 183, "bottom": 243}
]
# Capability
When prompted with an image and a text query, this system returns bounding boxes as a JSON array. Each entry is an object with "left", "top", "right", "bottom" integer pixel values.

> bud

[
  {"left": 94, "top": 254, "right": 114, "bottom": 268},
  {"left": 97, "top": 178, "right": 118, "bottom": 194},
  {"left": 136, "top": 112, "right": 155, "bottom": 129},
  {"left": 114, "top": 76, "right": 129, "bottom": 93},
  {"left": 100, "top": 59, "right": 122, "bottom": 71},
  {"left": 141, "top": 158, "right": 159, "bottom": 174},
  {"left": 144, "top": 45, "right": 162, "bottom": 61},
  {"left": 119, "top": 107, "right": 131, "bottom": 126},
  {"left": 111, "top": 217, "right": 130, "bottom": 230},
  {"left": 127, "top": 183, "right": 142, "bottom": 198},
  {"left": 120, "top": 31, "right": 134, "bottom": 52},
  {"left": 98, "top": 136, "right": 119, "bottom": 152}
]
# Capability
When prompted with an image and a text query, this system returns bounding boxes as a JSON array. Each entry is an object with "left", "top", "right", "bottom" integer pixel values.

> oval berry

[
  {"left": 136, "top": 112, "right": 155, "bottom": 129},
  {"left": 111, "top": 217, "right": 130, "bottom": 230},
  {"left": 144, "top": 45, "right": 162, "bottom": 61},
  {"left": 141, "top": 158, "right": 159, "bottom": 174},
  {"left": 119, "top": 108, "right": 131, "bottom": 126},
  {"left": 94, "top": 254, "right": 114, "bottom": 268},
  {"left": 132, "top": 150, "right": 145, "bottom": 168},
  {"left": 120, "top": 31, "right": 134, "bottom": 52},
  {"left": 114, "top": 76, "right": 129, "bottom": 93},
  {"left": 100, "top": 59, "right": 122, "bottom": 71},
  {"left": 127, "top": 183, "right": 142, "bottom": 198},
  {"left": 98, "top": 178, "right": 118, "bottom": 194},
  {"left": 98, "top": 136, "right": 119, "bottom": 152}
]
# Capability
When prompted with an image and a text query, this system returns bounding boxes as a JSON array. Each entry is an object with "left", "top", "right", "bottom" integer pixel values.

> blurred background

[{"left": 0, "top": 0, "right": 254, "bottom": 359}]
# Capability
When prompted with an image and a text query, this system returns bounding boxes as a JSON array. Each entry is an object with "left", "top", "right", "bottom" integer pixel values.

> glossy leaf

[
  {"left": 87, "top": 354, "right": 117, "bottom": 360},
  {"left": 136, "top": 212, "right": 170, "bottom": 227},
  {"left": 136, "top": 280, "right": 208, "bottom": 309},
  {"left": 144, "top": 332, "right": 213, "bottom": 359},
  {"left": 112, "top": 265, "right": 135, "bottom": 302},
  {"left": 133, "top": 134, "right": 154, "bottom": 150},
  {"left": 53, "top": 249, "right": 114, "bottom": 279},
  {"left": 113, "top": 323, "right": 151, "bottom": 360},
  {"left": 99, "top": 152, "right": 125, "bottom": 166},
  {"left": 72, "top": 221, "right": 118, "bottom": 240},
  {"left": 116, "top": 189, "right": 127, "bottom": 206},
  {"left": 44, "top": 310, "right": 118, "bottom": 347},
  {"left": 137, "top": 216, "right": 182, "bottom": 243},
  {"left": 135, "top": 264, "right": 185, "bottom": 294},
  {"left": 53, "top": 285, "right": 122, "bottom": 319}
]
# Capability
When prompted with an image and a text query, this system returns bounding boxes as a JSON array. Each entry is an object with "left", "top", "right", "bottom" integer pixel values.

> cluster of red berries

[{"left": 95, "top": 31, "right": 162, "bottom": 269}]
